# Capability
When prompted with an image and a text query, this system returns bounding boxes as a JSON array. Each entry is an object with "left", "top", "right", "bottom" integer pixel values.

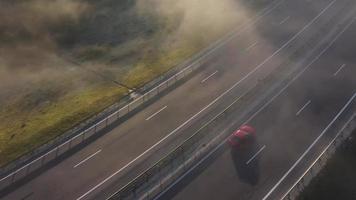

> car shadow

[{"left": 230, "top": 144, "right": 260, "bottom": 185}]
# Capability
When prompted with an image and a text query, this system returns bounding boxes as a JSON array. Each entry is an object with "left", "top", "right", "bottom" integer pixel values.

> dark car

[{"left": 227, "top": 125, "right": 256, "bottom": 150}]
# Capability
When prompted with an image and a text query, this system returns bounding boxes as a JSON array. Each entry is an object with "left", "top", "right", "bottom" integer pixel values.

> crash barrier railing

[
  {"left": 108, "top": 93, "right": 356, "bottom": 200},
  {"left": 0, "top": 17, "right": 229, "bottom": 181},
  {"left": 105, "top": 2, "right": 356, "bottom": 199},
  {"left": 281, "top": 94, "right": 356, "bottom": 200},
  {"left": 0, "top": 28, "right": 235, "bottom": 192},
  {"left": 106, "top": 86, "right": 254, "bottom": 200},
  {"left": 0, "top": 0, "right": 282, "bottom": 191}
]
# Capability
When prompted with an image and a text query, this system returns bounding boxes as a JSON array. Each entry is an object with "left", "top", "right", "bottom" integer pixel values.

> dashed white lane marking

[
  {"left": 296, "top": 100, "right": 311, "bottom": 116},
  {"left": 246, "top": 145, "right": 266, "bottom": 165},
  {"left": 74, "top": 149, "right": 102, "bottom": 168},
  {"left": 201, "top": 71, "right": 219, "bottom": 83},
  {"left": 280, "top": 115, "right": 355, "bottom": 200},
  {"left": 244, "top": 0, "right": 339, "bottom": 124},
  {"left": 145, "top": 106, "right": 168, "bottom": 121},
  {"left": 262, "top": 92, "right": 356, "bottom": 200},
  {"left": 153, "top": 1, "right": 347, "bottom": 199},
  {"left": 75, "top": 1, "right": 295, "bottom": 199},
  {"left": 77, "top": 1, "right": 286, "bottom": 197},
  {"left": 279, "top": 16, "right": 290, "bottom": 25},
  {"left": 245, "top": 41, "right": 259, "bottom": 52},
  {"left": 333, "top": 64, "right": 346, "bottom": 76}
]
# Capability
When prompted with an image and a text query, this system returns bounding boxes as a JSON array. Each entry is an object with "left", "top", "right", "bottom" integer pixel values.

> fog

[
  {"left": 0, "top": 0, "right": 249, "bottom": 106},
  {"left": 0, "top": 0, "right": 92, "bottom": 104},
  {"left": 0, "top": 0, "right": 89, "bottom": 69},
  {"left": 136, "top": 0, "right": 245, "bottom": 45}
]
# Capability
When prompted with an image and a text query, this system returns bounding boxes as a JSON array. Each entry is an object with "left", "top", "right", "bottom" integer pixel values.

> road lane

[
  {"left": 158, "top": 1, "right": 356, "bottom": 199},
  {"left": 2, "top": 0, "right": 347, "bottom": 198},
  {"left": 94, "top": 0, "right": 342, "bottom": 198},
  {"left": 74, "top": 150, "right": 102, "bottom": 169},
  {"left": 1, "top": 0, "right": 291, "bottom": 199}
]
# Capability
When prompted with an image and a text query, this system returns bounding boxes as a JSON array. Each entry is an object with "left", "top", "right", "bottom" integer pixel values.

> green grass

[
  {"left": 0, "top": 25, "right": 229, "bottom": 167},
  {"left": 0, "top": 0, "right": 244, "bottom": 167},
  {"left": 0, "top": 36, "right": 214, "bottom": 167},
  {"left": 0, "top": 84, "right": 127, "bottom": 166},
  {"left": 124, "top": 44, "right": 200, "bottom": 87}
]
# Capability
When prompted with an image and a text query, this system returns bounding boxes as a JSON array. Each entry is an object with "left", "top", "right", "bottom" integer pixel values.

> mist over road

[
  {"left": 1, "top": 0, "right": 356, "bottom": 199},
  {"left": 157, "top": 0, "right": 356, "bottom": 199}
]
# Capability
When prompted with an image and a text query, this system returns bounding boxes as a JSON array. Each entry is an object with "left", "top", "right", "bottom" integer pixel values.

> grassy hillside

[{"left": 0, "top": 0, "right": 249, "bottom": 166}]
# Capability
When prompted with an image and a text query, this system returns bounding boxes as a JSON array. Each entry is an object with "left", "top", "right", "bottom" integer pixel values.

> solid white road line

[
  {"left": 279, "top": 16, "right": 290, "bottom": 25},
  {"left": 280, "top": 114, "right": 355, "bottom": 200},
  {"left": 333, "top": 64, "right": 346, "bottom": 76},
  {"left": 296, "top": 100, "right": 311, "bottom": 116},
  {"left": 262, "top": 92, "right": 356, "bottom": 200},
  {"left": 245, "top": 41, "right": 259, "bottom": 52},
  {"left": 146, "top": 106, "right": 168, "bottom": 121},
  {"left": 245, "top": 2, "right": 352, "bottom": 124},
  {"left": 201, "top": 71, "right": 219, "bottom": 83},
  {"left": 76, "top": 1, "right": 297, "bottom": 199},
  {"left": 74, "top": 150, "right": 102, "bottom": 168},
  {"left": 80, "top": 1, "right": 288, "bottom": 196},
  {"left": 156, "top": 3, "right": 350, "bottom": 199},
  {"left": 246, "top": 145, "right": 266, "bottom": 165},
  {"left": 132, "top": 85, "right": 257, "bottom": 200}
]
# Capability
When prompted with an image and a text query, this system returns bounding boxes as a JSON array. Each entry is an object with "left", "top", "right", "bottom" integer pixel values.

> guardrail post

[
  {"left": 41, "top": 155, "right": 45, "bottom": 166},
  {"left": 55, "top": 147, "right": 59, "bottom": 158},
  {"left": 82, "top": 132, "right": 86, "bottom": 142},
  {"left": 117, "top": 110, "right": 120, "bottom": 119},
  {"left": 158, "top": 166, "right": 162, "bottom": 191},
  {"left": 11, "top": 173, "right": 16, "bottom": 184},
  {"left": 69, "top": 139, "right": 72, "bottom": 149},
  {"left": 182, "top": 148, "right": 186, "bottom": 170},
  {"left": 133, "top": 185, "right": 137, "bottom": 199},
  {"left": 25, "top": 164, "right": 30, "bottom": 175}
]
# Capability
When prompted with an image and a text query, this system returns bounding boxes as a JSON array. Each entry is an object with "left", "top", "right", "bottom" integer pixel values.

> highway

[
  {"left": 156, "top": 0, "right": 356, "bottom": 200},
  {"left": 0, "top": 0, "right": 288, "bottom": 199},
  {"left": 1, "top": 0, "right": 355, "bottom": 199}
]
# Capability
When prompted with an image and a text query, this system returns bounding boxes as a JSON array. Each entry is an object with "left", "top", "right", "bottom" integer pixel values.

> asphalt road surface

[
  {"left": 1, "top": 0, "right": 355, "bottom": 199},
  {"left": 156, "top": 0, "right": 356, "bottom": 200}
]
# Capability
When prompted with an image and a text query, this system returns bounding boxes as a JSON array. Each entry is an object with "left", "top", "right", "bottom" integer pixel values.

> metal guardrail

[
  {"left": 107, "top": 89, "right": 356, "bottom": 200},
  {"left": 0, "top": 15, "right": 228, "bottom": 180},
  {"left": 0, "top": 0, "right": 284, "bottom": 191},
  {"left": 106, "top": 83, "right": 255, "bottom": 200},
  {"left": 102, "top": 1, "right": 296, "bottom": 199},
  {"left": 0, "top": 2, "right": 255, "bottom": 191},
  {"left": 104, "top": 2, "right": 356, "bottom": 199},
  {"left": 281, "top": 94, "right": 356, "bottom": 200}
]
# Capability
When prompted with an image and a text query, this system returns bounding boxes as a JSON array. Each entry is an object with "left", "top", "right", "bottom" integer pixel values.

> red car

[{"left": 227, "top": 125, "right": 256, "bottom": 150}]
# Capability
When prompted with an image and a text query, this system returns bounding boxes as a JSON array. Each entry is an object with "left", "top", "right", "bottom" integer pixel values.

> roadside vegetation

[
  {"left": 298, "top": 129, "right": 356, "bottom": 200},
  {"left": 0, "top": 0, "right": 252, "bottom": 166}
]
